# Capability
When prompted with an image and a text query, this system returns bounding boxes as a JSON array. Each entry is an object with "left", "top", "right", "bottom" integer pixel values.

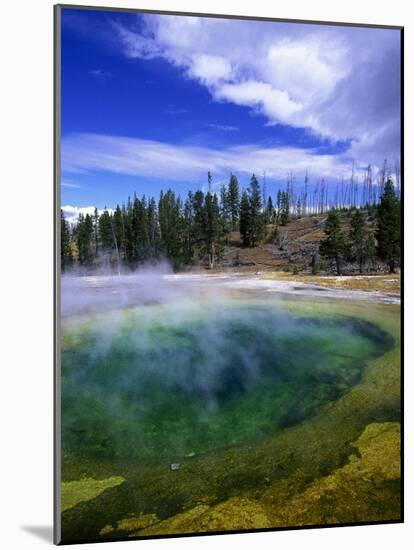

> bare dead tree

[
  {"left": 340, "top": 176, "right": 345, "bottom": 209},
  {"left": 303, "top": 170, "right": 309, "bottom": 216},
  {"left": 367, "top": 165, "right": 373, "bottom": 206},
  {"left": 378, "top": 159, "right": 387, "bottom": 198},
  {"left": 362, "top": 170, "right": 366, "bottom": 206},
  {"left": 287, "top": 172, "right": 296, "bottom": 217},
  {"left": 262, "top": 171, "right": 267, "bottom": 209},
  {"left": 350, "top": 161, "right": 355, "bottom": 208},
  {"left": 315, "top": 180, "right": 319, "bottom": 214},
  {"left": 355, "top": 176, "right": 359, "bottom": 208},
  {"left": 320, "top": 179, "right": 325, "bottom": 214},
  {"left": 394, "top": 158, "right": 401, "bottom": 199}
]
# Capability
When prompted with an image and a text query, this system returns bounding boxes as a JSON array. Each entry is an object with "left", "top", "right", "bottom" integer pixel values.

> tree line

[
  {"left": 319, "top": 179, "right": 401, "bottom": 274},
  {"left": 62, "top": 173, "right": 256, "bottom": 271},
  {"left": 61, "top": 173, "right": 401, "bottom": 274}
]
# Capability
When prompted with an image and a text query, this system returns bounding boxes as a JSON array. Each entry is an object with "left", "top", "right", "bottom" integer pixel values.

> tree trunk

[
  {"left": 209, "top": 243, "right": 215, "bottom": 269},
  {"left": 110, "top": 217, "right": 121, "bottom": 276},
  {"left": 336, "top": 255, "right": 341, "bottom": 276},
  {"left": 389, "top": 259, "right": 395, "bottom": 274}
]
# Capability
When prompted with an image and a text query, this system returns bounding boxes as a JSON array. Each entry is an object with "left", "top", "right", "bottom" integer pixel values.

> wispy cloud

[
  {"left": 62, "top": 132, "right": 375, "bottom": 184},
  {"left": 164, "top": 105, "right": 188, "bottom": 115},
  {"left": 89, "top": 69, "right": 112, "bottom": 78},
  {"left": 61, "top": 181, "right": 83, "bottom": 189},
  {"left": 207, "top": 123, "right": 239, "bottom": 132}
]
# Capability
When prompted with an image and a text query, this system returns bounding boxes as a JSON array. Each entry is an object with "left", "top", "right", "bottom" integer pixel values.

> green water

[{"left": 61, "top": 302, "right": 393, "bottom": 461}]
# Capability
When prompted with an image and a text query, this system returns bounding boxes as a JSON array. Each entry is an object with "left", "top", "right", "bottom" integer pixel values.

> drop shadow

[{"left": 21, "top": 525, "right": 53, "bottom": 543}]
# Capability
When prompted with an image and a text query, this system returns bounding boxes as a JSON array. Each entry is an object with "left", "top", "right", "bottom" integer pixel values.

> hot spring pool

[{"left": 61, "top": 302, "right": 393, "bottom": 461}]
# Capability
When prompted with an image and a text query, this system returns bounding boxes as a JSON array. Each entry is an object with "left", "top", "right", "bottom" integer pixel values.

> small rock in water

[{"left": 170, "top": 463, "right": 180, "bottom": 471}]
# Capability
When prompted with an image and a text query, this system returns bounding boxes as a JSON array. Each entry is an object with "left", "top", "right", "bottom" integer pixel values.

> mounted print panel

[{"left": 55, "top": 4, "right": 403, "bottom": 545}]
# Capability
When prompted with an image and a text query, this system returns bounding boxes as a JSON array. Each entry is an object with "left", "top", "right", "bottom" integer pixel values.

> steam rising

[
  {"left": 61, "top": 265, "right": 393, "bottom": 460},
  {"left": 61, "top": 262, "right": 228, "bottom": 318},
  {"left": 61, "top": 263, "right": 398, "bottom": 320}
]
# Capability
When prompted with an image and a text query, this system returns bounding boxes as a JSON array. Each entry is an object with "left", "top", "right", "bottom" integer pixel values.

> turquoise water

[{"left": 61, "top": 303, "right": 393, "bottom": 460}]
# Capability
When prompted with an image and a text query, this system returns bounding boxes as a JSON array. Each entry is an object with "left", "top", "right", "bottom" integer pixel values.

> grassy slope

[{"left": 215, "top": 212, "right": 398, "bottom": 285}]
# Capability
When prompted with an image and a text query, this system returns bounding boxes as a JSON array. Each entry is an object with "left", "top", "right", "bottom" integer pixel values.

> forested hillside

[{"left": 61, "top": 173, "right": 401, "bottom": 275}]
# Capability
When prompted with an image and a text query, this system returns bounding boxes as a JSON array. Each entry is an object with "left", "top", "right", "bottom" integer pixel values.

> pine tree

[
  {"left": 348, "top": 209, "right": 373, "bottom": 273},
  {"left": 266, "top": 196, "right": 274, "bottom": 224},
  {"left": 320, "top": 209, "right": 346, "bottom": 275},
  {"left": 159, "top": 189, "right": 184, "bottom": 267},
  {"left": 76, "top": 213, "right": 94, "bottom": 265},
  {"left": 219, "top": 184, "right": 231, "bottom": 224},
  {"left": 192, "top": 190, "right": 206, "bottom": 254},
  {"left": 248, "top": 174, "right": 265, "bottom": 247},
  {"left": 183, "top": 191, "right": 195, "bottom": 264},
  {"left": 239, "top": 190, "right": 250, "bottom": 247},
  {"left": 93, "top": 207, "right": 99, "bottom": 257},
  {"left": 113, "top": 205, "right": 125, "bottom": 261},
  {"left": 147, "top": 197, "right": 160, "bottom": 259},
  {"left": 276, "top": 190, "right": 282, "bottom": 222},
  {"left": 191, "top": 190, "right": 226, "bottom": 268},
  {"left": 123, "top": 200, "right": 134, "bottom": 264},
  {"left": 228, "top": 174, "right": 240, "bottom": 230},
  {"left": 60, "top": 209, "right": 73, "bottom": 270},
  {"left": 131, "top": 196, "right": 149, "bottom": 262},
  {"left": 376, "top": 179, "right": 401, "bottom": 273},
  {"left": 99, "top": 209, "right": 114, "bottom": 251}
]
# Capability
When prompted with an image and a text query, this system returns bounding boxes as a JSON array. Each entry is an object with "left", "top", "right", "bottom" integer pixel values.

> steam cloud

[{"left": 60, "top": 264, "right": 392, "bottom": 460}]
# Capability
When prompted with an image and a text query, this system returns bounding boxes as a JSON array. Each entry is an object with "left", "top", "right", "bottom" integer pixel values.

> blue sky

[{"left": 60, "top": 8, "right": 401, "bottom": 221}]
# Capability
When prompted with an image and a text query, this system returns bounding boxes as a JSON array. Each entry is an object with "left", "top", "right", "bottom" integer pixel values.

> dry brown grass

[{"left": 262, "top": 271, "right": 400, "bottom": 294}]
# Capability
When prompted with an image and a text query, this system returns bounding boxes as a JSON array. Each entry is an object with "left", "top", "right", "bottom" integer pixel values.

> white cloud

[
  {"left": 61, "top": 204, "right": 113, "bottom": 225},
  {"left": 190, "top": 54, "right": 232, "bottom": 85},
  {"left": 265, "top": 41, "right": 346, "bottom": 103},
  {"left": 115, "top": 16, "right": 345, "bottom": 132},
  {"left": 114, "top": 23, "right": 162, "bottom": 59},
  {"left": 216, "top": 80, "right": 302, "bottom": 124},
  {"left": 62, "top": 132, "right": 373, "bottom": 185},
  {"left": 114, "top": 15, "right": 400, "bottom": 162}
]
